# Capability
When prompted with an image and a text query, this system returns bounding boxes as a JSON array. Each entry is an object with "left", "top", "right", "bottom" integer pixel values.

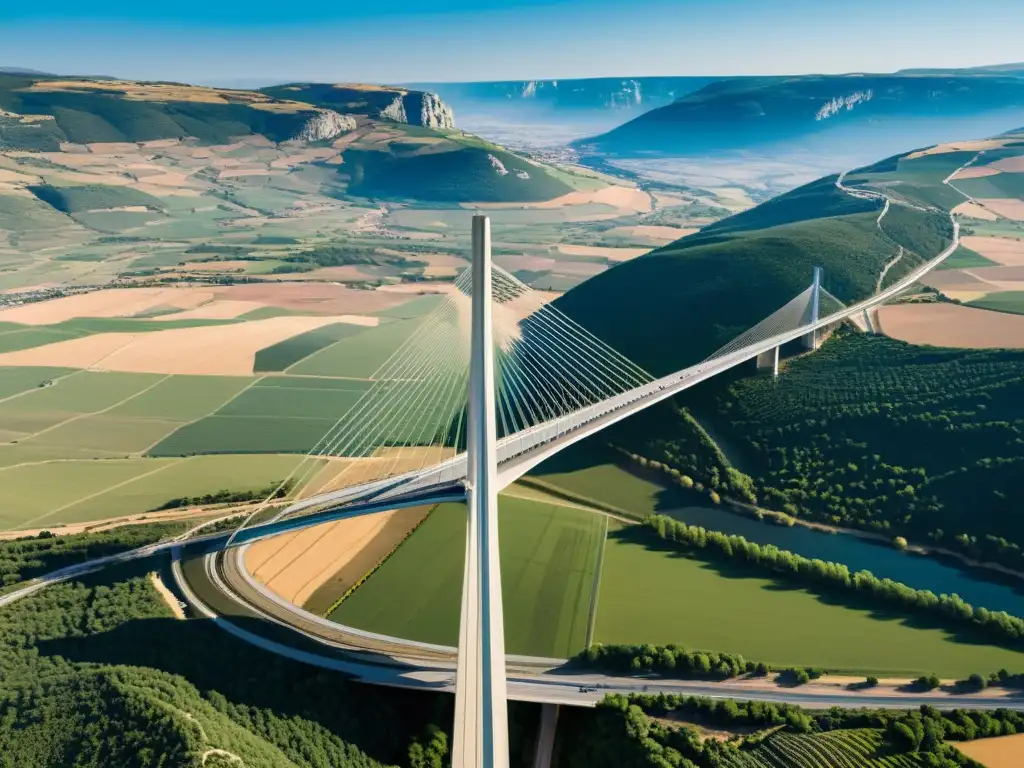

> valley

[{"left": 2, "top": 51, "right": 1024, "bottom": 768}]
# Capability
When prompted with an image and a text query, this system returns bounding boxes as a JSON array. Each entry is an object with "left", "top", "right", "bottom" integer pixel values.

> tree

[{"left": 893, "top": 536, "right": 908, "bottom": 551}]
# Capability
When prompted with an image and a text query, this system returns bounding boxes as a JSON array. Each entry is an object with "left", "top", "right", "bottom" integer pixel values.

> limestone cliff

[
  {"left": 291, "top": 109, "right": 356, "bottom": 142},
  {"left": 397, "top": 92, "right": 455, "bottom": 130}
]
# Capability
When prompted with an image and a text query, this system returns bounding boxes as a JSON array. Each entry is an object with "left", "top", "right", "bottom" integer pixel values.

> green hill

[
  {"left": 341, "top": 144, "right": 572, "bottom": 203},
  {"left": 553, "top": 170, "right": 939, "bottom": 372},
  {"left": 0, "top": 73, "right": 574, "bottom": 204},
  {"left": 0, "top": 74, "right": 330, "bottom": 149}
]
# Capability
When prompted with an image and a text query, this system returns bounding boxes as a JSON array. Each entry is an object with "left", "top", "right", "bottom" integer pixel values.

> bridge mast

[
  {"left": 453, "top": 215, "right": 509, "bottom": 768},
  {"left": 803, "top": 266, "right": 823, "bottom": 350}
]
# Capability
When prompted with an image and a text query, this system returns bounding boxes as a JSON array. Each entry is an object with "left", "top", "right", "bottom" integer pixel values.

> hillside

[
  {"left": 558, "top": 131, "right": 1024, "bottom": 568},
  {"left": 0, "top": 73, "right": 578, "bottom": 211},
  {"left": 0, "top": 74, "right": 346, "bottom": 150},
  {"left": 575, "top": 72, "right": 1024, "bottom": 158},
  {"left": 553, "top": 173, "right": 897, "bottom": 372},
  {"left": 553, "top": 129, "right": 1024, "bottom": 372}
]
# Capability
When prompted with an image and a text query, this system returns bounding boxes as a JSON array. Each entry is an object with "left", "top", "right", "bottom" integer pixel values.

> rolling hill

[
  {"left": 574, "top": 72, "right": 1024, "bottom": 159},
  {"left": 0, "top": 73, "right": 576, "bottom": 204},
  {"left": 554, "top": 171, "right": 896, "bottom": 373}
]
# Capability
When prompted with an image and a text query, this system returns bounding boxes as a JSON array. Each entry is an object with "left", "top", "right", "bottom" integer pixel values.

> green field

[
  {"left": 937, "top": 244, "right": 997, "bottom": 270},
  {"left": 106, "top": 375, "right": 255, "bottom": 420},
  {"left": 148, "top": 414, "right": 337, "bottom": 456},
  {"left": 56, "top": 453, "right": 313, "bottom": 522},
  {"left": 288, "top": 317, "right": 425, "bottom": 378},
  {"left": 0, "top": 371, "right": 263, "bottom": 456},
  {"left": 531, "top": 453, "right": 668, "bottom": 516},
  {"left": 24, "top": 414, "right": 183, "bottom": 454},
  {"left": 594, "top": 524, "right": 1024, "bottom": 677},
  {"left": 254, "top": 322, "right": 370, "bottom": 372},
  {"left": 967, "top": 290, "right": 1024, "bottom": 315},
  {"left": 146, "top": 376, "right": 370, "bottom": 456},
  {"left": 0, "top": 458, "right": 174, "bottom": 530},
  {"left": 216, "top": 381, "right": 365, "bottom": 419},
  {"left": 0, "top": 452, "right": 314, "bottom": 530},
  {"left": 332, "top": 496, "right": 606, "bottom": 658},
  {"left": 28, "top": 183, "right": 163, "bottom": 214},
  {"left": 0, "top": 367, "right": 74, "bottom": 400},
  {"left": 0, "top": 370, "right": 164, "bottom": 436}
]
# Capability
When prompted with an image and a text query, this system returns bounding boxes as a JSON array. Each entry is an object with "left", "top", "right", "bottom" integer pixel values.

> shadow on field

[{"left": 607, "top": 524, "right": 1024, "bottom": 653}]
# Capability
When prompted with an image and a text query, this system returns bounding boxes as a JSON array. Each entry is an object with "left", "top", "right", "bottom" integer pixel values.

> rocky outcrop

[
  {"left": 399, "top": 92, "right": 455, "bottom": 130},
  {"left": 380, "top": 95, "right": 408, "bottom": 124},
  {"left": 291, "top": 109, "right": 356, "bottom": 142}
]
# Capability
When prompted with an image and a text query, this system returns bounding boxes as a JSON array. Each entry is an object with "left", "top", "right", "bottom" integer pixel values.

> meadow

[
  {"left": 968, "top": 290, "right": 1024, "bottom": 315},
  {"left": 330, "top": 496, "right": 606, "bottom": 658},
  {"left": 595, "top": 522, "right": 1024, "bottom": 677},
  {"left": 288, "top": 317, "right": 427, "bottom": 378}
]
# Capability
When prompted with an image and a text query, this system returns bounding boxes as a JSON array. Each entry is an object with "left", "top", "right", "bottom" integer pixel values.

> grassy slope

[
  {"left": 341, "top": 145, "right": 573, "bottom": 203},
  {"left": 0, "top": 74, "right": 319, "bottom": 147},
  {"left": 28, "top": 183, "right": 164, "bottom": 213},
  {"left": 554, "top": 174, "right": 900, "bottom": 372},
  {"left": 967, "top": 290, "right": 1024, "bottom": 314}
]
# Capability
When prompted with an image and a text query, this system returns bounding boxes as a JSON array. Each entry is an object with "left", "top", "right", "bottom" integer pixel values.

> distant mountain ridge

[
  {"left": 575, "top": 72, "right": 1024, "bottom": 158},
  {"left": 404, "top": 77, "right": 721, "bottom": 113}
]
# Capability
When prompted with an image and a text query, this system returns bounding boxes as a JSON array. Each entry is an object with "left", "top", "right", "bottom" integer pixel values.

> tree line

[{"left": 576, "top": 642, "right": 769, "bottom": 680}]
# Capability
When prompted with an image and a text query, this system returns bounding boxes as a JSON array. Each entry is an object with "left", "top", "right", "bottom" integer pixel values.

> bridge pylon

[
  {"left": 802, "top": 266, "right": 823, "bottom": 350},
  {"left": 452, "top": 214, "right": 509, "bottom": 768}
]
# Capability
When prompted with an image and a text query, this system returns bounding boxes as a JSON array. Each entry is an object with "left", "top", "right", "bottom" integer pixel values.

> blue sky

[{"left": 3, "top": 0, "right": 1023, "bottom": 85}]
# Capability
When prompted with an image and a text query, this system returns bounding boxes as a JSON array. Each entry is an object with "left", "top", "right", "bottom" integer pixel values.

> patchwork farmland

[{"left": 0, "top": 282, "right": 439, "bottom": 531}]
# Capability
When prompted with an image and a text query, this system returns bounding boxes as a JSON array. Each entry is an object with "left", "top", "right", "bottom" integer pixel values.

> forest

[
  {"left": 555, "top": 692, "right": 1022, "bottom": 768},
  {"left": 617, "top": 330, "right": 1024, "bottom": 570},
  {"left": 0, "top": 545, "right": 558, "bottom": 768},
  {"left": 0, "top": 521, "right": 187, "bottom": 589}
]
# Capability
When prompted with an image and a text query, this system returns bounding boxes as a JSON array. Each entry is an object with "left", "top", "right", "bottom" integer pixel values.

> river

[{"left": 665, "top": 504, "right": 1024, "bottom": 618}]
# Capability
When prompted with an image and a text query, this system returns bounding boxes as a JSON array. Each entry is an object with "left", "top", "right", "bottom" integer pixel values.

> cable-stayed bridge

[
  {"left": 209, "top": 202, "right": 959, "bottom": 766},
  {"left": 224, "top": 223, "right": 959, "bottom": 553}
]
